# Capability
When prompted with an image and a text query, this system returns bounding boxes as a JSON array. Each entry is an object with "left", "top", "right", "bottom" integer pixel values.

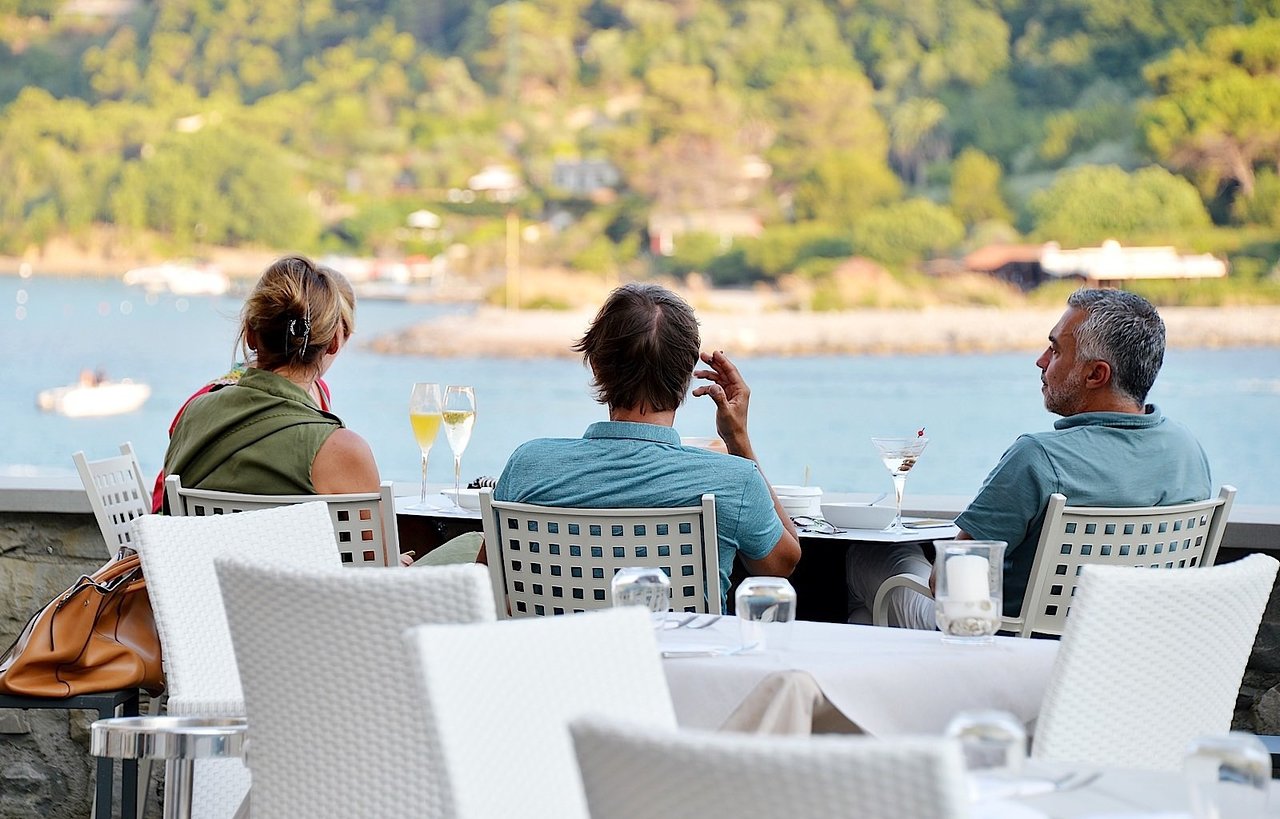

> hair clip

[{"left": 286, "top": 317, "right": 312, "bottom": 354}]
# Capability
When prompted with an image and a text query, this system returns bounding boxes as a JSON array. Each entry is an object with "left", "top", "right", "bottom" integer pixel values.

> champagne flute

[
  {"left": 870, "top": 433, "right": 930, "bottom": 534},
  {"left": 442, "top": 385, "right": 476, "bottom": 510},
  {"left": 408, "top": 382, "right": 443, "bottom": 511}
]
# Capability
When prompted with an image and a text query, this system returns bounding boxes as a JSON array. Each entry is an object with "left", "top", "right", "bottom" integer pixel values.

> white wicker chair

[
  {"left": 74, "top": 442, "right": 150, "bottom": 557},
  {"left": 165, "top": 474, "right": 401, "bottom": 567},
  {"left": 480, "top": 489, "right": 720, "bottom": 617},
  {"left": 571, "top": 717, "right": 969, "bottom": 819},
  {"left": 873, "top": 486, "right": 1237, "bottom": 636},
  {"left": 130, "top": 503, "right": 342, "bottom": 819},
  {"left": 404, "top": 606, "right": 677, "bottom": 819},
  {"left": 214, "top": 558, "right": 496, "bottom": 819},
  {"left": 1033, "top": 553, "right": 1278, "bottom": 771}
]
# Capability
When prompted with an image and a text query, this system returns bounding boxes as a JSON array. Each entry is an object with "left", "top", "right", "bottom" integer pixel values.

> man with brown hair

[{"left": 494, "top": 283, "right": 801, "bottom": 606}]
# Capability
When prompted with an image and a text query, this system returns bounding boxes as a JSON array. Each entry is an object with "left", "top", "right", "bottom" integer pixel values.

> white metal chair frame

[
  {"left": 873, "top": 486, "right": 1236, "bottom": 637},
  {"left": 480, "top": 488, "right": 720, "bottom": 617},
  {"left": 165, "top": 474, "right": 401, "bottom": 567},
  {"left": 74, "top": 442, "right": 150, "bottom": 557}
]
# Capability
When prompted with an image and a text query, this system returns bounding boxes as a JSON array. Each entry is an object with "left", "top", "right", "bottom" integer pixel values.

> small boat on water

[
  {"left": 123, "top": 262, "right": 230, "bottom": 296},
  {"left": 37, "top": 379, "right": 151, "bottom": 418}
]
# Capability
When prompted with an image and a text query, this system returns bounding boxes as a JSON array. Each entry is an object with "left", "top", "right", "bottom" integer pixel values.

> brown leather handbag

[{"left": 0, "top": 552, "right": 164, "bottom": 697}]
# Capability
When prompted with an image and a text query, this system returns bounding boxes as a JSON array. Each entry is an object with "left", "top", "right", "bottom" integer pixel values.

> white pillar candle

[{"left": 945, "top": 554, "right": 991, "bottom": 603}]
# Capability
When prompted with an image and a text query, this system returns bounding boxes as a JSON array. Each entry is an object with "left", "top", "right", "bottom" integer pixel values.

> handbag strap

[{"left": 55, "top": 554, "right": 144, "bottom": 610}]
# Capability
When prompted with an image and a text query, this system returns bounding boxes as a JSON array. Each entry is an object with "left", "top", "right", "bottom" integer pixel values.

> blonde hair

[{"left": 239, "top": 256, "right": 355, "bottom": 375}]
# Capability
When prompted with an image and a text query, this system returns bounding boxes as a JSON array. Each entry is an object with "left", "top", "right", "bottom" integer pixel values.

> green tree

[
  {"left": 950, "top": 148, "right": 1011, "bottom": 227},
  {"left": 1143, "top": 19, "right": 1280, "bottom": 201},
  {"left": 1029, "top": 164, "right": 1211, "bottom": 245},
  {"left": 852, "top": 199, "right": 964, "bottom": 265}
]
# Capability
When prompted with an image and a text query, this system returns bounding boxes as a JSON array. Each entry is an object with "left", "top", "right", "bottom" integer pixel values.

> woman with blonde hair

[{"left": 162, "top": 255, "right": 379, "bottom": 501}]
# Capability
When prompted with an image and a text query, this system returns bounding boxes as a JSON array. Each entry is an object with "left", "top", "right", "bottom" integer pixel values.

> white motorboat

[
  {"left": 123, "top": 262, "right": 230, "bottom": 296},
  {"left": 37, "top": 379, "right": 151, "bottom": 418}
]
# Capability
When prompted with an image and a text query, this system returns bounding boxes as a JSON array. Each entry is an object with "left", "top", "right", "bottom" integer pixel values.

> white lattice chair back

[
  {"left": 130, "top": 502, "right": 343, "bottom": 819},
  {"left": 404, "top": 606, "right": 677, "bottom": 819},
  {"left": 480, "top": 489, "right": 720, "bottom": 618},
  {"left": 571, "top": 717, "right": 969, "bottom": 819},
  {"left": 165, "top": 474, "right": 401, "bottom": 567},
  {"left": 214, "top": 558, "right": 495, "bottom": 819},
  {"left": 1009, "top": 485, "right": 1236, "bottom": 636},
  {"left": 1033, "top": 553, "right": 1278, "bottom": 771},
  {"left": 73, "top": 442, "right": 150, "bottom": 557}
]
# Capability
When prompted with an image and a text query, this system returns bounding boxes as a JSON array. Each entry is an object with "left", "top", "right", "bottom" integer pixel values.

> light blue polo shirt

[
  {"left": 955, "top": 405, "right": 1212, "bottom": 617},
  {"left": 494, "top": 421, "right": 784, "bottom": 604}
]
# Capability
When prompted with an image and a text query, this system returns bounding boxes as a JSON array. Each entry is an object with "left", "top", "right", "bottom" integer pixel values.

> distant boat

[
  {"left": 122, "top": 262, "right": 230, "bottom": 296},
  {"left": 37, "top": 379, "right": 151, "bottom": 418}
]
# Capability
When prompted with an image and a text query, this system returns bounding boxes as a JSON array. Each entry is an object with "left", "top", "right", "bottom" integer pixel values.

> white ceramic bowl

[
  {"left": 442, "top": 488, "right": 483, "bottom": 510},
  {"left": 820, "top": 502, "right": 896, "bottom": 531}
]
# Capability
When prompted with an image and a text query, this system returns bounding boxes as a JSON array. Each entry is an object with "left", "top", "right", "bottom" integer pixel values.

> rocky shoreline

[{"left": 368, "top": 304, "right": 1280, "bottom": 358}]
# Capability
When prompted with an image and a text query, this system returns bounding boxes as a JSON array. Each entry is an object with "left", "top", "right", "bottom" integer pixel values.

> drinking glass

[
  {"left": 407, "top": 382, "right": 443, "bottom": 511},
  {"left": 870, "top": 434, "right": 930, "bottom": 534},
  {"left": 611, "top": 567, "right": 671, "bottom": 628},
  {"left": 735, "top": 577, "right": 797, "bottom": 653},
  {"left": 1184, "top": 732, "right": 1270, "bottom": 819},
  {"left": 442, "top": 385, "right": 476, "bottom": 511},
  {"left": 933, "top": 540, "right": 1005, "bottom": 645},
  {"left": 945, "top": 709, "right": 1027, "bottom": 774}
]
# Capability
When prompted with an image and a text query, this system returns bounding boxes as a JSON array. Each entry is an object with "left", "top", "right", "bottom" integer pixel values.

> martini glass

[
  {"left": 407, "top": 382, "right": 443, "bottom": 511},
  {"left": 870, "top": 435, "right": 930, "bottom": 534}
]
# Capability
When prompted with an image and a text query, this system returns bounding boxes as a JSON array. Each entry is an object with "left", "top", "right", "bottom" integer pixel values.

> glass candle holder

[
  {"left": 735, "top": 577, "right": 797, "bottom": 653},
  {"left": 933, "top": 540, "right": 1006, "bottom": 645},
  {"left": 610, "top": 567, "right": 671, "bottom": 627},
  {"left": 945, "top": 709, "right": 1027, "bottom": 774},
  {"left": 1184, "top": 732, "right": 1271, "bottom": 819}
]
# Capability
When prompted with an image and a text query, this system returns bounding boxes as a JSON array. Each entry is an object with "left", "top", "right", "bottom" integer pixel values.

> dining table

[
  {"left": 970, "top": 759, "right": 1280, "bottom": 818},
  {"left": 656, "top": 614, "right": 1058, "bottom": 737},
  {"left": 395, "top": 491, "right": 958, "bottom": 623}
]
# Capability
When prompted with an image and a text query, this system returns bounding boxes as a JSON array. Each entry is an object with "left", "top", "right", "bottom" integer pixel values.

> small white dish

[
  {"left": 774, "top": 485, "right": 823, "bottom": 517},
  {"left": 442, "top": 488, "right": 483, "bottom": 510},
  {"left": 820, "top": 502, "right": 896, "bottom": 530}
]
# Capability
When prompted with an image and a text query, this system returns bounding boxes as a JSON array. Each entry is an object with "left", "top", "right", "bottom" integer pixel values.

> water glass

[
  {"left": 735, "top": 577, "right": 797, "bottom": 653},
  {"left": 933, "top": 540, "right": 1006, "bottom": 645},
  {"left": 1184, "top": 732, "right": 1270, "bottom": 818},
  {"left": 610, "top": 567, "right": 671, "bottom": 626},
  {"left": 945, "top": 709, "right": 1026, "bottom": 774}
]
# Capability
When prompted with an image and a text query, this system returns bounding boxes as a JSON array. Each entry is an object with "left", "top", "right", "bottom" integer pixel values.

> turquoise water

[{"left": 4, "top": 275, "right": 1279, "bottom": 505}]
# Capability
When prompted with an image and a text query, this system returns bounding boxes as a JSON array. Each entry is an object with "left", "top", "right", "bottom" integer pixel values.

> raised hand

[{"left": 692, "top": 350, "right": 753, "bottom": 459}]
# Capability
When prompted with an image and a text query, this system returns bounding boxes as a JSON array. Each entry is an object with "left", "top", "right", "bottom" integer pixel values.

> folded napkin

[{"left": 970, "top": 772, "right": 1060, "bottom": 803}]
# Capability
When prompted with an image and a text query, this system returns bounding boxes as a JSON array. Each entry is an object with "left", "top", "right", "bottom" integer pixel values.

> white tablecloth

[
  {"left": 979, "top": 760, "right": 1280, "bottom": 818},
  {"left": 659, "top": 616, "right": 1059, "bottom": 737}
]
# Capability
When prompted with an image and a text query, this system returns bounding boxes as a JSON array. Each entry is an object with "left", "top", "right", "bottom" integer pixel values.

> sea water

[{"left": 4, "top": 275, "right": 1279, "bottom": 505}]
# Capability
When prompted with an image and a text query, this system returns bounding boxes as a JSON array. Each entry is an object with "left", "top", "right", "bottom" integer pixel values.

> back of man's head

[
  {"left": 1067, "top": 288, "right": 1165, "bottom": 405},
  {"left": 574, "top": 283, "right": 701, "bottom": 413}
]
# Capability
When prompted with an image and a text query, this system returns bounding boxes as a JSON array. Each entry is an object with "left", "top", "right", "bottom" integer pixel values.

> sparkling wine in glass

[
  {"left": 408, "top": 382, "right": 443, "bottom": 511},
  {"left": 442, "top": 385, "right": 476, "bottom": 510},
  {"left": 870, "top": 433, "right": 930, "bottom": 534}
]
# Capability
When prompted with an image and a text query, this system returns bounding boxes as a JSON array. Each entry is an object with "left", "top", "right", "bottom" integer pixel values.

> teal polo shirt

[
  {"left": 494, "top": 421, "right": 783, "bottom": 604},
  {"left": 955, "top": 405, "right": 1212, "bottom": 617}
]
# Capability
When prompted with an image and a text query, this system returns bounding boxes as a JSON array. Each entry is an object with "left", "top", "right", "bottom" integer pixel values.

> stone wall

[{"left": 0, "top": 511, "right": 161, "bottom": 819}]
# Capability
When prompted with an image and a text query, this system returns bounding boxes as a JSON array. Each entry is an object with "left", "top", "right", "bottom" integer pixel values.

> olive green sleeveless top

[{"left": 163, "top": 367, "right": 343, "bottom": 500}]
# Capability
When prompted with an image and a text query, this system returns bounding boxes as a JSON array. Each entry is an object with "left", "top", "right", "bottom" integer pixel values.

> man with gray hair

[{"left": 847, "top": 288, "right": 1212, "bottom": 628}]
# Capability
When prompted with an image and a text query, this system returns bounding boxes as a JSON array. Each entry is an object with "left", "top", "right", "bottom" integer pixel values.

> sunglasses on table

[{"left": 790, "top": 516, "right": 846, "bottom": 535}]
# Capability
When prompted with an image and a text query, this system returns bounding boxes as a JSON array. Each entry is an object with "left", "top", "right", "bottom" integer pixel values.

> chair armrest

[{"left": 872, "top": 574, "right": 933, "bottom": 627}]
